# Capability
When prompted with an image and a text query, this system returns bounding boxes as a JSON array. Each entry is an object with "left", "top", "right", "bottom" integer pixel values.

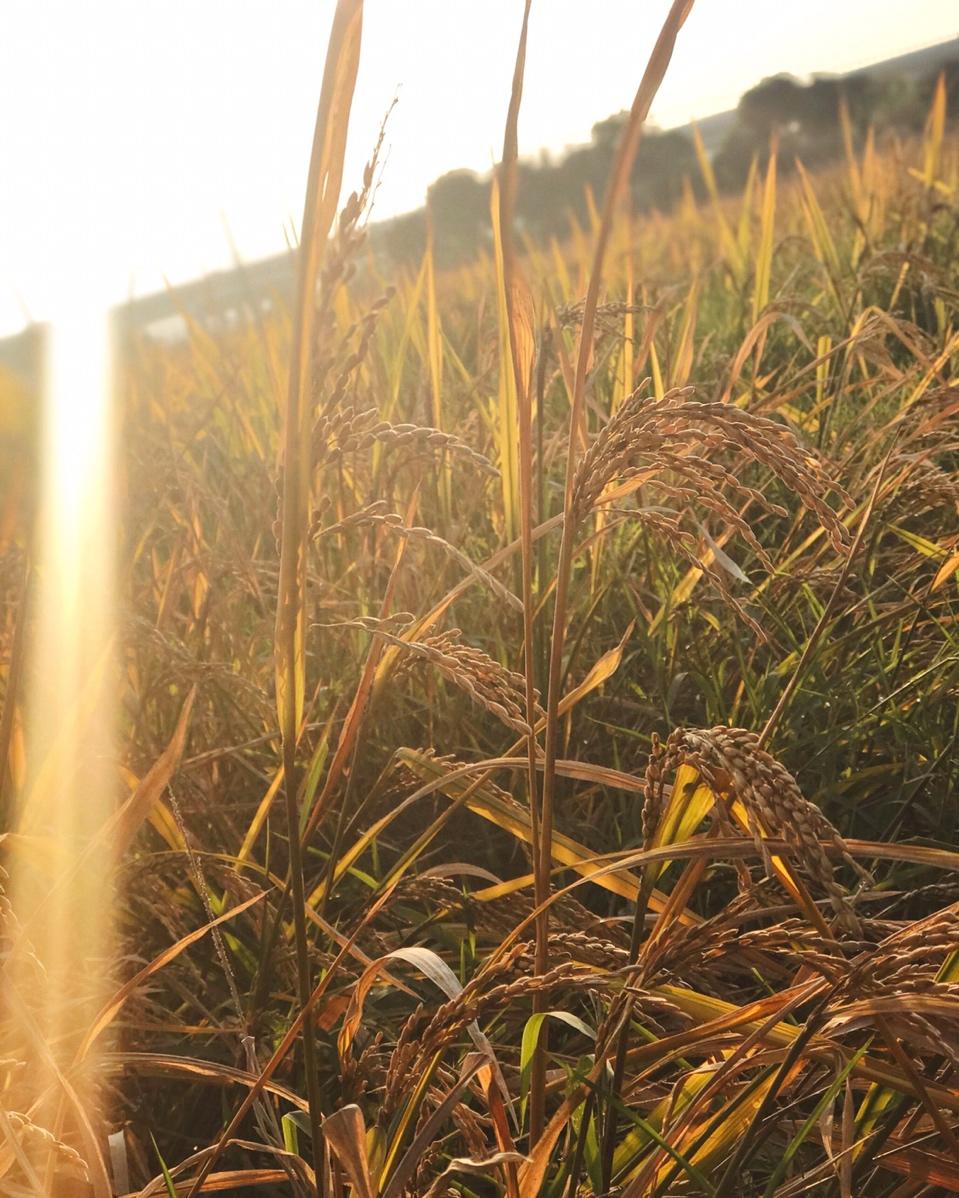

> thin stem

[
  {"left": 539, "top": 0, "right": 695, "bottom": 1167},
  {"left": 496, "top": 0, "right": 543, "bottom": 1143},
  {"left": 281, "top": 741, "right": 325, "bottom": 1182},
  {"left": 759, "top": 440, "right": 892, "bottom": 750}
]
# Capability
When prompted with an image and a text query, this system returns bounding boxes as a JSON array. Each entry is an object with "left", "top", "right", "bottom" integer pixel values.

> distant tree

[
  {"left": 631, "top": 129, "right": 697, "bottom": 210},
  {"left": 426, "top": 170, "right": 490, "bottom": 266},
  {"left": 917, "top": 59, "right": 959, "bottom": 120},
  {"left": 718, "top": 71, "right": 890, "bottom": 187},
  {"left": 553, "top": 145, "right": 606, "bottom": 216},
  {"left": 517, "top": 116, "right": 696, "bottom": 237},
  {"left": 803, "top": 77, "right": 847, "bottom": 132},
  {"left": 713, "top": 124, "right": 761, "bottom": 191},
  {"left": 516, "top": 153, "right": 571, "bottom": 240},
  {"left": 871, "top": 75, "right": 923, "bottom": 131},
  {"left": 376, "top": 49, "right": 959, "bottom": 270},
  {"left": 377, "top": 209, "right": 427, "bottom": 266},
  {"left": 739, "top": 74, "right": 805, "bottom": 138},
  {"left": 588, "top": 113, "right": 697, "bottom": 209},
  {"left": 591, "top": 111, "right": 629, "bottom": 152}
]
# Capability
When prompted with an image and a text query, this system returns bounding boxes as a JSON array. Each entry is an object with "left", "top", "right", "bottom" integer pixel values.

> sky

[{"left": 0, "top": 2, "right": 956, "bottom": 336}]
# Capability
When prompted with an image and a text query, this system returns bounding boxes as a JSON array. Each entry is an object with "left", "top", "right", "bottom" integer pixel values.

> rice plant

[{"left": 3, "top": 3, "right": 959, "bottom": 1195}]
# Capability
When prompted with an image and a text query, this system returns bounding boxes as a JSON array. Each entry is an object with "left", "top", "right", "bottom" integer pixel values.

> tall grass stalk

[
  {"left": 273, "top": 0, "right": 363, "bottom": 1187},
  {"left": 493, "top": 0, "right": 546, "bottom": 1144},
  {"left": 525, "top": 0, "right": 695, "bottom": 1177}
]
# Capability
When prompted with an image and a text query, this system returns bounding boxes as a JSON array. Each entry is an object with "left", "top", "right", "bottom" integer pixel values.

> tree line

[{"left": 375, "top": 53, "right": 959, "bottom": 268}]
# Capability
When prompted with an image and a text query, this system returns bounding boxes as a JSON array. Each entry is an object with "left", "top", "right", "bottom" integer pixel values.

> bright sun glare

[{"left": 7, "top": 31, "right": 118, "bottom": 1152}]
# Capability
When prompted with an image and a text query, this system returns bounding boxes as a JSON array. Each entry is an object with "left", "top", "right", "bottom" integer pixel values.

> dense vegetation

[{"left": 3, "top": 2, "right": 959, "bottom": 1194}]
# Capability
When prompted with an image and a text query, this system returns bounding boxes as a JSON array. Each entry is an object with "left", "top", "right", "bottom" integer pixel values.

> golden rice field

[{"left": 3, "top": 3, "right": 959, "bottom": 1195}]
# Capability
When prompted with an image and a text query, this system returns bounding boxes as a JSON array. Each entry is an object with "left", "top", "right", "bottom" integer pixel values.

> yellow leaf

[
  {"left": 933, "top": 548, "right": 959, "bottom": 591},
  {"left": 752, "top": 149, "right": 777, "bottom": 323}
]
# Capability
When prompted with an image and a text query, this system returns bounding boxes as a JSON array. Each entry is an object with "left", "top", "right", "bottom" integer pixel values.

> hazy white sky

[{"left": 0, "top": 2, "right": 955, "bottom": 335}]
